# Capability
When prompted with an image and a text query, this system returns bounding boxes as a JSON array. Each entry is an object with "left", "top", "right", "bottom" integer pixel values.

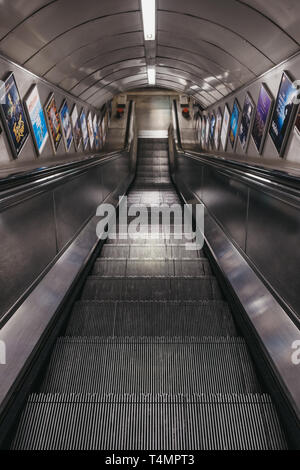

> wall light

[
  {"left": 147, "top": 66, "right": 156, "bottom": 85},
  {"left": 141, "top": 0, "right": 156, "bottom": 41}
]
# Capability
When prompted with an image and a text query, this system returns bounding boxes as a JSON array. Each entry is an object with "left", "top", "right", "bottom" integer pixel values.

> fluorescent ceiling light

[
  {"left": 147, "top": 66, "right": 156, "bottom": 85},
  {"left": 141, "top": 0, "right": 156, "bottom": 40}
]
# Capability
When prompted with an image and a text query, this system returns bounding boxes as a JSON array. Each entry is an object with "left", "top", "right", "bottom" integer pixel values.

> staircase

[{"left": 12, "top": 138, "right": 287, "bottom": 450}]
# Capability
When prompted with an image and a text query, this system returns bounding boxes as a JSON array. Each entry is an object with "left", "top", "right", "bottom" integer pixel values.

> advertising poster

[
  {"left": 44, "top": 93, "right": 62, "bottom": 153},
  {"left": 24, "top": 84, "right": 48, "bottom": 155},
  {"left": 214, "top": 108, "right": 222, "bottom": 150},
  {"left": 205, "top": 115, "right": 210, "bottom": 147},
  {"left": 294, "top": 107, "right": 300, "bottom": 139},
  {"left": 71, "top": 105, "right": 82, "bottom": 151},
  {"left": 201, "top": 116, "right": 206, "bottom": 148},
  {"left": 239, "top": 93, "right": 255, "bottom": 151},
  {"left": 101, "top": 118, "right": 106, "bottom": 146},
  {"left": 269, "top": 71, "right": 297, "bottom": 156},
  {"left": 87, "top": 112, "right": 94, "bottom": 149},
  {"left": 252, "top": 84, "right": 273, "bottom": 154},
  {"left": 209, "top": 114, "right": 216, "bottom": 147},
  {"left": 60, "top": 100, "right": 73, "bottom": 152},
  {"left": 220, "top": 104, "right": 230, "bottom": 151},
  {"left": 0, "top": 72, "right": 30, "bottom": 157},
  {"left": 98, "top": 118, "right": 103, "bottom": 149},
  {"left": 229, "top": 100, "right": 240, "bottom": 150},
  {"left": 93, "top": 114, "right": 100, "bottom": 150},
  {"left": 80, "top": 109, "right": 89, "bottom": 149},
  {"left": 197, "top": 116, "right": 202, "bottom": 143}
]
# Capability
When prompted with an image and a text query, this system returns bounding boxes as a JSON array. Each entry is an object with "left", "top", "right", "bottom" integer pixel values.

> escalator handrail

[{"left": 179, "top": 146, "right": 300, "bottom": 195}]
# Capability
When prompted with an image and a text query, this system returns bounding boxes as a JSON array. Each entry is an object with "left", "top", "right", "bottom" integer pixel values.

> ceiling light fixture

[
  {"left": 141, "top": 0, "right": 156, "bottom": 40},
  {"left": 147, "top": 66, "right": 156, "bottom": 85}
]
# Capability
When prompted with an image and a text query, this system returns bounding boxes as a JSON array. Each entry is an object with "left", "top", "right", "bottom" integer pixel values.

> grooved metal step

[
  {"left": 81, "top": 277, "right": 222, "bottom": 301},
  {"left": 66, "top": 300, "right": 237, "bottom": 337},
  {"left": 92, "top": 259, "right": 212, "bottom": 277},
  {"left": 12, "top": 394, "right": 287, "bottom": 450},
  {"left": 100, "top": 244, "right": 204, "bottom": 259},
  {"left": 40, "top": 337, "right": 259, "bottom": 394}
]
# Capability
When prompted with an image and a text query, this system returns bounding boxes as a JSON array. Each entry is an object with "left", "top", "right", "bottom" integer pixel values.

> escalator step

[
  {"left": 92, "top": 259, "right": 212, "bottom": 276},
  {"left": 81, "top": 277, "right": 222, "bottom": 301},
  {"left": 12, "top": 393, "right": 287, "bottom": 450},
  {"left": 40, "top": 337, "right": 259, "bottom": 394},
  {"left": 66, "top": 300, "right": 236, "bottom": 337},
  {"left": 99, "top": 244, "right": 204, "bottom": 259}
]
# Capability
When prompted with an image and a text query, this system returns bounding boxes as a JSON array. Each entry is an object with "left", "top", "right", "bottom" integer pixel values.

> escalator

[{"left": 11, "top": 138, "right": 287, "bottom": 450}]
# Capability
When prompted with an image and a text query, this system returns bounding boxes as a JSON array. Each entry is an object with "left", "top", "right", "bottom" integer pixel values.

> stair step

[
  {"left": 66, "top": 300, "right": 236, "bottom": 337},
  {"left": 81, "top": 277, "right": 222, "bottom": 301},
  {"left": 12, "top": 393, "right": 287, "bottom": 450},
  {"left": 92, "top": 259, "right": 212, "bottom": 277},
  {"left": 100, "top": 244, "right": 204, "bottom": 258},
  {"left": 40, "top": 337, "right": 260, "bottom": 394}
]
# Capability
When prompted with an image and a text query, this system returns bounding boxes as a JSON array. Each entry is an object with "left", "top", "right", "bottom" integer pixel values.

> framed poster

[
  {"left": 214, "top": 108, "right": 223, "bottom": 150},
  {"left": 269, "top": 71, "right": 297, "bottom": 157},
  {"left": 93, "top": 114, "right": 100, "bottom": 150},
  {"left": 239, "top": 93, "right": 255, "bottom": 152},
  {"left": 209, "top": 113, "right": 216, "bottom": 147},
  {"left": 252, "top": 84, "right": 273, "bottom": 154},
  {"left": 220, "top": 104, "right": 230, "bottom": 151},
  {"left": 60, "top": 99, "right": 73, "bottom": 152},
  {"left": 197, "top": 116, "right": 202, "bottom": 143},
  {"left": 71, "top": 105, "right": 82, "bottom": 151},
  {"left": 80, "top": 109, "right": 89, "bottom": 150},
  {"left": 294, "top": 106, "right": 300, "bottom": 139},
  {"left": 229, "top": 99, "right": 241, "bottom": 150},
  {"left": 87, "top": 112, "right": 94, "bottom": 149},
  {"left": 98, "top": 118, "right": 103, "bottom": 149},
  {"left": 24, "top": 84, "right": 48, "bottom": 155},
  {"left": 101, "top": 118, "right": 106, "bottom": 146},
  {"left": 44, "top": 93, "right": 62, "bottom": 153},
  {"left": 0, "top": 72, "right": 30, "bottom": 157},
  {"left": 205, "top": 115, "right": 210, "bottom": 147},
  {"left": 201, "top": 116, "right": 206, "bottom": 148}
]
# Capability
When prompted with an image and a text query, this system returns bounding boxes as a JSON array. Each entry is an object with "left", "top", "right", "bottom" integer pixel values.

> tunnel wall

[
  {"left": 174, "top": 152, "right": 300, "bottom": 324},
  {"left": 0, "top": 151, "right": 131, "bottom": 321},
  {"left": 0, "top": 54, "right": 108, "bottom": 168},
  {"left": 198, "top": 51, "right": 300, "bottom": 165}
]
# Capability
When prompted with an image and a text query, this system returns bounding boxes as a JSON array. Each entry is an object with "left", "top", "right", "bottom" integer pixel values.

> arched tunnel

[{"left": 0, "top": 0, "right": 299, "bottom": 452}]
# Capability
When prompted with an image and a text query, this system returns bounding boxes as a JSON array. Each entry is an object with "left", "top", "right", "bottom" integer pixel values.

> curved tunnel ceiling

[{"left": 0, "top": 0, "right": 299, "bottom": 108}]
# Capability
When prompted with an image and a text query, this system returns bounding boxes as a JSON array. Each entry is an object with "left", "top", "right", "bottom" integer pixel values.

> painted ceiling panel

[
  {"left": 44, "top": 32, "right": 144, "bottom": 82},
  {"left": 0, "top": 0, "right": 299, "bottom": 108},
  {"left": 239, "top": 0, "right": 300, "bottom": 44},
  {"left": 0, "top": 0, "right": 53, "bottom": 40},
  {"left": 158, "top": 0, "right": 299, "bottom": 61}
]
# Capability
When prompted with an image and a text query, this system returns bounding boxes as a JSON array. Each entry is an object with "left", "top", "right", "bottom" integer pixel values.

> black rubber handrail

[{"left": 181, "top": 147, "right": 300, "bottom": 194}]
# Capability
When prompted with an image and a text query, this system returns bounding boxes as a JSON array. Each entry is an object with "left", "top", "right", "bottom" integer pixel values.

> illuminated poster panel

[
  {"left": 252, "top": 84, "right": 273, "bottom": 154},
  {"left": 269, "top": 71, "right": 297, "bottom": 157},
  {"left": 220, "top": 104, "right": 230, "bottom": 151},
  {"left": 229, "top": 100, "right": 241, "bottom": 150},
  {"left": 239, "top": 93, "right": 255, "bottom": 152},
  {"left": 44, "top": 93, "right": 62, "bottom": 153},
  {"left": 60, "top": 100, "right": 73, "bottom": 152},
  {"left": 71, "top": 105, "right": 82, "bottom": 151},
  {"left": 87, "top": 112, "right": 94, "bottom": 149},
  {"left": 0, "top": 72, "right": 30, "bottom": 157},
  {"left": 214, "top": 108, "right": 223, "bottom": 150},
  {"left": 24, "top": 84, "right": 48, "bottom": 155},
  {"left": 80, "top": 109, "right": 89, "bottom": 150}
]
